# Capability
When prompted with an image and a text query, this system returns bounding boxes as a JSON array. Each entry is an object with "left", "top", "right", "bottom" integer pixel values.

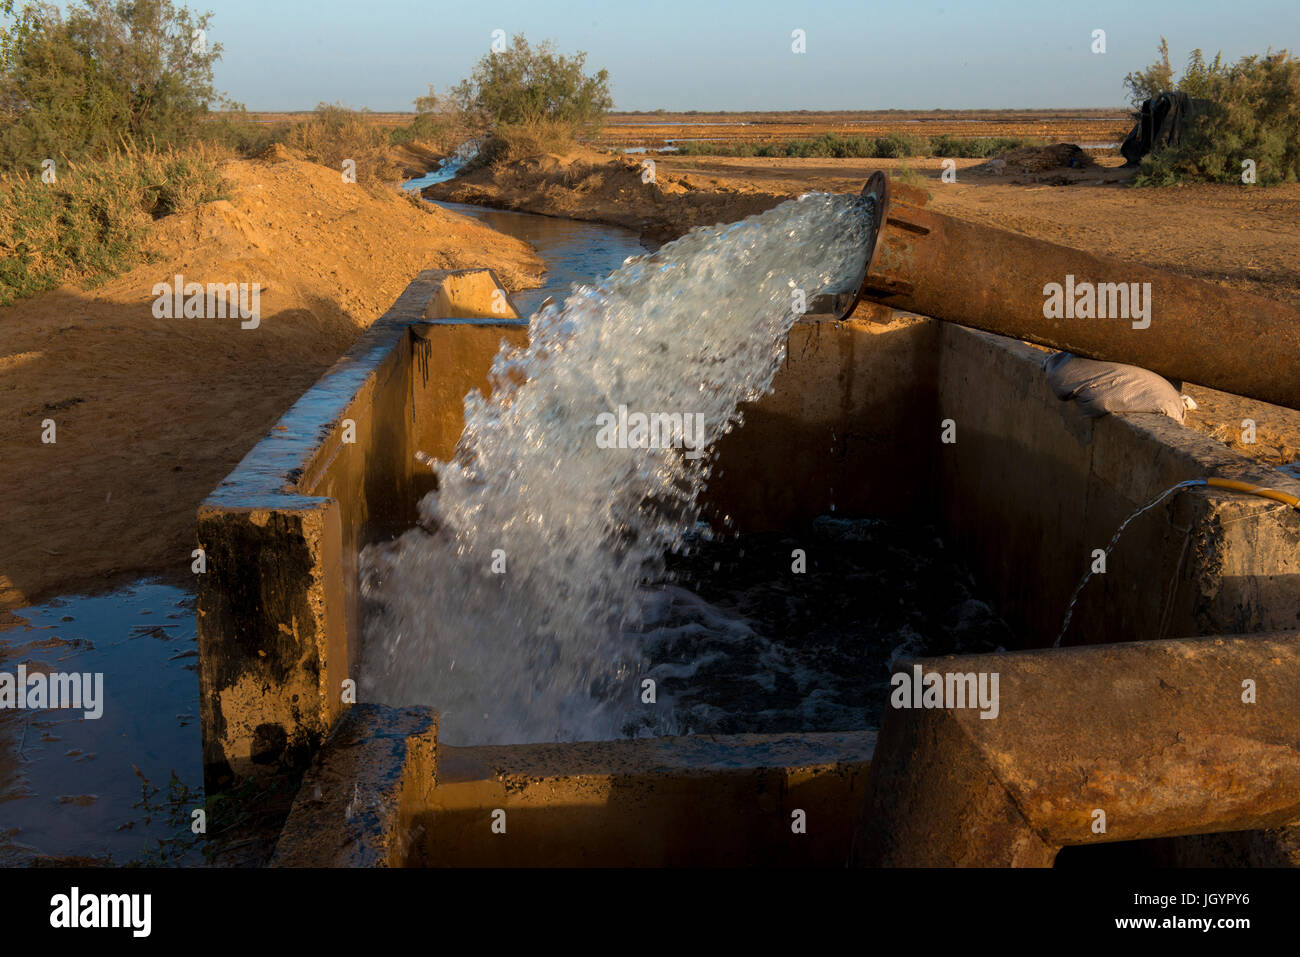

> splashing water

[
  {"left": 401, "top": 140, "right": 483, "bottom": 191},
  {"left": 360, "top": 192, "right": 878, "bottom": 744},
  {"left": 1052, "top": 479, "right": 1205, "bottom": 647}
]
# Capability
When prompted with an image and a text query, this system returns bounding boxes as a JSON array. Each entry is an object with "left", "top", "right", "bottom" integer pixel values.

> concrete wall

[
  {"left": 936, "top": 325, "right": 1300, "bottom": 648},
  {"left": 703, "top": 314, "right": 937, "bottom": 531},
  {"left": 197, "top": 269, "right": 524, "bottom": 790},
  {"left": 270, "top": 705, "right": 874, "bottom": 868},
  {"left": 702, "top": 316, "right": 1300, "bottom": 648}
]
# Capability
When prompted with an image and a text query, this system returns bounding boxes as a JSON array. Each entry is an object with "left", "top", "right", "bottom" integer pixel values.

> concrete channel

[{"left": 196, "top": 251, "right": 1300, "bottom": 867}]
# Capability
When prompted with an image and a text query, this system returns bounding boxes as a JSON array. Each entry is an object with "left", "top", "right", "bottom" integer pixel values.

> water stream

[{"left": 363, "top": 188, "right": 881, "bottom": 745}]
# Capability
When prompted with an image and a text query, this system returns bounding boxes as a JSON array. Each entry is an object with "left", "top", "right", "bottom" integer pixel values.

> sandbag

[{"left": 1042, "top": 352, "right": 1185, "bottom": 422}]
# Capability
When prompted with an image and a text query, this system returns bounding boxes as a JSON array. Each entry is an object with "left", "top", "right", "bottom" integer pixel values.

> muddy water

[
  {"left": 0, "top": 581, "right": 202, "bottom": 864},
  {"left": 432, "top": 201, "right": 651, "bottom": 317},
  {"left": 404, "top": 164, "right": 651, "bottom": 318}
]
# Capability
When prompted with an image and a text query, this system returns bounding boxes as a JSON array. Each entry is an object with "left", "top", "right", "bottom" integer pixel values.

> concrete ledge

[
  {"left": 852, "top": 632, "right": 1300, "bottom": 866},
  {"left": 415, "top": 731, "right": 875, "bottom": 867},
  {"left": 270, "top": 704, "right": 438, "bottom": 868},
  {"left": 938, "top": 325, "right": 1300, "bottom": 647},
  {"left": 269, "top": 721, "right": 875, "bottom": 867}
]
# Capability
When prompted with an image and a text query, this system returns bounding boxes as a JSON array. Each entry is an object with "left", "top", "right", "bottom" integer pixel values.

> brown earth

[
  {"left": 430, "top": 147, "right": 1300, "bottom": 470},
  {"left": 0, "top": 148, "right": 542, "bottom": 609},
  {"left": 426, "top": 148, "right": 793, "bottom": 243}
]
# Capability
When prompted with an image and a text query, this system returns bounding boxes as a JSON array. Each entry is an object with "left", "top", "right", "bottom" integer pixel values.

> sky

[{"left": 190, "top": 0, "right": 1299, "bottom": 111}]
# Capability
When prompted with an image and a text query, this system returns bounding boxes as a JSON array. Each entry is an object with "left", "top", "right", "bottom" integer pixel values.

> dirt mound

[
  {"left": 427, "top": 147, "right": 792, "bottom": 243},
  {"left": 255, "top": 142, "right": 300, "bottom": 163},
  {"left": 972, "top": 143, "right": 1096, "bottom": 177},
  {"left": 0, "top": 154, "right": 542, "bottom": 608}
]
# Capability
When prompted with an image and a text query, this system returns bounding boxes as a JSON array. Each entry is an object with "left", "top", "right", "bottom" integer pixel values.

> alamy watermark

[
  {"left": 890, "top": 664, "right": 999, "bottom": 719},
  {"left": 151, "top": 274, "right": 261, "bottom": 329},
  {"left": 50, "top": 887, "right": 150, "bottom": 937},
  {"left": 595, "top": 404, "right": 707, "bottom": 460},
  {"left": 1042, "top": 274, "right": 1151, "bottom": 329},
  {"left": 0, "top": 665, "right": 103, "bottom": 719}
]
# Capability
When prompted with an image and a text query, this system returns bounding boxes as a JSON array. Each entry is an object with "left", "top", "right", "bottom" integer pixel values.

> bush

[
  {"left": 1124, "top": 37, "right": 1176, "bottom": 108},
  {"left": 0, "top": 0, "right": 224, "bottom": 171},
  {"left": 872, "top": 133, "right": 924, "bottom": 158},
  {"left": 203, "top": 109, "right": 290, "bottom": 158},
  {"left": 282, "top": 103, "right": 401, "bottom": 185},
  {"left": 0, "top": 145, "right": 227, "bottom": 304},
  {"left": 389, "top": 85, "right": 464, "bottom": 152},
  {"left": 929, "top": 134, "right": 1032, "bottom": 158},
  {"left": 452, "top": 34, "right": 611, "bottom": 135},
  {"left": 474, "top": 119, "right": 575, "bottom": 168},
  {"left": 1134, "top": 50, "right": 1300, "bottom": 186},
  {"left": 1124, "top": 38, "right": 1231, "bottom": 108}
]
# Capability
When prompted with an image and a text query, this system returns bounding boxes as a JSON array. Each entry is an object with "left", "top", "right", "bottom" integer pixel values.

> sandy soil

[
  {"left": 429, "top": 147, "right": 1300, "bottom": 469},
  {"left": 0, "top": 148, "right": 542, "bottom": 609}
]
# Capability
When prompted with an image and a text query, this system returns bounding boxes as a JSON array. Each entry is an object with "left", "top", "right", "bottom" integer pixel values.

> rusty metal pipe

[{"left": 842, "top": 173, "right": 1300, "bottom": 411}]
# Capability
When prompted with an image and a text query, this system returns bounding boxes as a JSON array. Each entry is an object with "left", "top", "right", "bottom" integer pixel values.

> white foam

[{"left": 360, "top": 192, "right": 876, "bottom": 745}]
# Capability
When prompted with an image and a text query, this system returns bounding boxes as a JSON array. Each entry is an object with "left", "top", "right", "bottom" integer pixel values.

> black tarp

[{"left": 1120, "top": 91, "right": 1213, "bottom": 166}]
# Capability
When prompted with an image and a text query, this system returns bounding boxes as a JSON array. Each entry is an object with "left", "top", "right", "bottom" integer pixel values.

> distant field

[
  {"left": 242, "top": 109, "right": 1134, "bottom": 150},
  {"left": 596, "top": 110, "right": 1132, "bottom": 150},
  {"left": 241, "top": 111, "right": 415, "bottom": 127}
]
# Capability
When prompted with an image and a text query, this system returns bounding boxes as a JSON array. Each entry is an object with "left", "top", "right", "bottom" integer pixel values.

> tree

[
  {"left": 1123, "top": 38, "right": 1232, "bottom": 108},
  {"left": 1123, "top": 37, "right": 1174, "bottom": 107},
  {"left": 0, "top": 0, "right": 224, "bottom": 170},
  {"left": 451, "top": 34, "right": 612, "bottom": 134},
  {"left": 1135, "top": 50, "right": 1300, "bottom": 186},
  {"left": 1179, "top": 48, "right": 1228, "bottom": 98}
]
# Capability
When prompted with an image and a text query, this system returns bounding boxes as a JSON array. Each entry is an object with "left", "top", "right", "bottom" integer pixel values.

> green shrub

[
  {"left": 1124, "top": 37, "right": 1176, "bottom": 108},
  {"left": 929, "top": 134, "right": 1033, "bottom": 158},
  {"left": 673, "top": 133, "right": 1041, "bottom": 159},
  {"left": 0, "top": 146, "right": 227, "bottom": 305},
  {"left": 474, "top": 118, "right": 575, "bottom": 169},
  {"left": 1124, "top": 38, "right": 1232, "bottom": 107},
  {"left": 451, "top": 34, "right": 611, "bottom": 136},
  {"left": 203, "top": 109, "right": 290, "bottom": 158},
  {"left": 390, "top": 84, "right": 464, "bottom": 151},
  {"left": 0, "top": 0, "right": 225, "bottom": 171},
  {"left": 1134, "top": 50, "right": 1300, "bottom": 186}
]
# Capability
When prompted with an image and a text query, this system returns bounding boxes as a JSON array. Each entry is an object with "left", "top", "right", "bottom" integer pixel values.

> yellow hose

[{"left": 1205, "top": 477, "right": 1300, "bottom": 509}]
